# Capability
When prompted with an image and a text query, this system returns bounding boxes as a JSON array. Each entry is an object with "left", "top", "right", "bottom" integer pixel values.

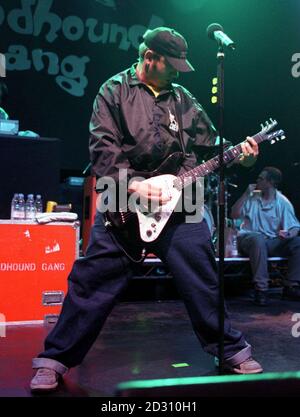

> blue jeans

[
  {"left": 34, "top": 212, "right": 251, "bottom": 371},
  {"left": 238, "top": 232, "right": 300, "bottom": 291}
]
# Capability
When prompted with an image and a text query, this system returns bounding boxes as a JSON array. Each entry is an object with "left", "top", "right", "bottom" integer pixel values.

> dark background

[{"left": 1, "top": 0, "right": 300, "bottom": 218}]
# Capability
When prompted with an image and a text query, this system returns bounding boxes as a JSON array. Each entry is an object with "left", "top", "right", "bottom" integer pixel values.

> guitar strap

[{"left": 174, "top": 88, "right": 187, "bottom": 158}]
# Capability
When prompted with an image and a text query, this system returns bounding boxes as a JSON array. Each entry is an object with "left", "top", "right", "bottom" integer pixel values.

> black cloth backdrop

[{"left": 0, "top": 0, "right": 299, "bottom": 214}]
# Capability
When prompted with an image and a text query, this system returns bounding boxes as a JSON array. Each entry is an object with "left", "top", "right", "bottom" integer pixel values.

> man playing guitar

[{"left": 30, "top": 27, "right": 263, "bottom": 392}]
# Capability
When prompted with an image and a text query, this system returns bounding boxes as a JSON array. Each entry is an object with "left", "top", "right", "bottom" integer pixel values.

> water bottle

[
  {"left": 10, "top": 193, "right": 19, "bottom": 220},
  {"left": 15, "top": 193, "right": 26, "bottom": 220},
  {"left": 25, "top": 194, "right": 36, "bottom": 221},
  {"left": 35, "top": 194, "right": 43, "bottom": 214},
  {"left": 231, "top": 233, "right": 239, "bottom": 257}
]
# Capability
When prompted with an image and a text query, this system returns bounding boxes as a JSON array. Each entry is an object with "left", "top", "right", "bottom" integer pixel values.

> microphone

[{"left": 207, "top": 23, "right": 236, "bottom": 50}]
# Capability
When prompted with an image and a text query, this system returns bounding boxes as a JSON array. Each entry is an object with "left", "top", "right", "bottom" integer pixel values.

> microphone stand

[{"left": 216, "top": 41, "right": 226, "bottom": 375}]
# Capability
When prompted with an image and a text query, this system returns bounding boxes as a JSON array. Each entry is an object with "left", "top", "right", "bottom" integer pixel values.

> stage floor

[{"left": 0, "top": 292, "right": 299, "bottom": 397}]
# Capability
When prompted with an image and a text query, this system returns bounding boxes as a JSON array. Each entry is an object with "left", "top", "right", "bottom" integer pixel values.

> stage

[{"left": 1, "top": 293, "right": 299, "bottom": 397}]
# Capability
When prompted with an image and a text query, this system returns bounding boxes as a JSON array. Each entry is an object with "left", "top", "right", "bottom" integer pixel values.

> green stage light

[
  {"left": 171, "top": 363, "right": 190, "bottom": 368},
  {"left": 116, "top": 371, "right": 300, "bottom": 397},
  {"left": 169, "top": 0, "right": 209, "bottom": 13}
]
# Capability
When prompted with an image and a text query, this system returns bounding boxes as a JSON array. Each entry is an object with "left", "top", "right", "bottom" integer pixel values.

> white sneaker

[{"left": 30, "top": 367, "right": 60, "bottom": 392}]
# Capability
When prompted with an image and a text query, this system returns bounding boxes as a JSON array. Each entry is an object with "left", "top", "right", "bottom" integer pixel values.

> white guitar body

[
  {"left": 135, "top": 174, "right": 181, "bottom": 243},
  {"left": 106, "top": 119, "right": 285, "bottom": 249}
]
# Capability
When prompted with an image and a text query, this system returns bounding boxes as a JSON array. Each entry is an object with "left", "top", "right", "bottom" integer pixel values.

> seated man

[{"left": 231, "top": 167, "right": 300, "bottom": 305}]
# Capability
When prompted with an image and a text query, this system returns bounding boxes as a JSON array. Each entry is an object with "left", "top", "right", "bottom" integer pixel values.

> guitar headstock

[
  {"left": 260, "top": 118, "right": 278, "bottom": 133},
  {"left": 259, "top": 118, "right": 286, "bottom": 145}
]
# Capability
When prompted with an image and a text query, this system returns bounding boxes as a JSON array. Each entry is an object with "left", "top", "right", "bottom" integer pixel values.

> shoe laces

[{"left": 36, "top": 368, "right": 55, "bottom": 376}]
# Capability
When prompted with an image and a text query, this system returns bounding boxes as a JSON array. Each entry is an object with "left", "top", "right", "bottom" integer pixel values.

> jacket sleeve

[
  {"left": 89, "top": 86, "right": 135, "bottom": 191},
  {"left": 193, "top": 103, "right": 218, "bottom": 147},
  {"left": 191, "top": 103, "right": 233, "bottom": 166},
  {"left": 182, "top": 103, "right": 220, "bottom": 174}
]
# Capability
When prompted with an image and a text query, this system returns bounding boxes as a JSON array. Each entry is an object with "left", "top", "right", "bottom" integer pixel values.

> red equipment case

[{"left": 0, "top": 221, "right": 79, "bottom": 324}]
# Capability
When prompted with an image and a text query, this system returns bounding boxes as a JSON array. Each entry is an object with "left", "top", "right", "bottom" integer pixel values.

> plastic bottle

[
  {"left": 25, "top": 194, "right": 36, "bottom": 221},
  {"left": 10, "top": 193, "right": 19, "bottom": 220},
  {"left": 35, "top": 194, "right": 43, "bottom": 214},
  {"left": 231, "top": 233, "right": 239, "bottom": 257},
  {"left": 16, "top": 193, "right": 26, "bottom": 220}
]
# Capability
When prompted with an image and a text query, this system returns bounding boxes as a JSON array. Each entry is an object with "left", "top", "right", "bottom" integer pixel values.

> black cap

[{"left": 142, "top": 27, "right": 194, "bottom": 72}]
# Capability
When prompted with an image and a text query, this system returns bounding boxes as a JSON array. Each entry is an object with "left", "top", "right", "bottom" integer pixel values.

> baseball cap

[{"left": 142, "top": 27, "right": 194, "bottom": 72}]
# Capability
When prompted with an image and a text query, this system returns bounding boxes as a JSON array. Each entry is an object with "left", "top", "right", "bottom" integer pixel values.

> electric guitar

[{"left": 104, "top": 119, "right": 285, "bottom": 248}]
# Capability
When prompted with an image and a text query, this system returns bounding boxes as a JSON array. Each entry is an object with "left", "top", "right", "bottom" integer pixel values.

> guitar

[{"left": 104, "top": 119, "right": 285, "bottom": 247}]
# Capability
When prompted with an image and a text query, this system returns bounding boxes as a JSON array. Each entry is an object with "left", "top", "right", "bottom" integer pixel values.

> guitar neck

[{"left": 174, "top": 132, "right": 263, "bottom": 190}]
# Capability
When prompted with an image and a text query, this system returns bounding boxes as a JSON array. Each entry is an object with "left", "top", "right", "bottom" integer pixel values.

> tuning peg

[
  {"left": 261, "top": 122, "right": 267, "bottom": 131},
  {"left": 281, "top": 135, "right": 286, "bottom": 140},
  {"left": 271, "top": 139, "right": 276, "bottom": 144}
]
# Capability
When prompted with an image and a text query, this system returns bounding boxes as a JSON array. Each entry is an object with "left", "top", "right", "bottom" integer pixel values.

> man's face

[
  {"left": 256, "top": 171, "right": 271, "bottom": 191},
  {"left": 148, "top": 55, "right": 179, "bottom": 88}
]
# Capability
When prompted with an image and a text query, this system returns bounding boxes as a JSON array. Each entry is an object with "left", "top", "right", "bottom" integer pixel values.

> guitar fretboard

[{"left": 173, "top": 132, "right": 264, "bottom": 190}]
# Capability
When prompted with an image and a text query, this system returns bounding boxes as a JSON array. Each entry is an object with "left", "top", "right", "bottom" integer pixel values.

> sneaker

[
  {"left": 282, "top": 286, "right": 300, "bottom": 301},
  {"left": 254, "top": 290, "right": 269, "bottom": 306},
  {"left": 30, "top": 367, "right": 60, "bottom": 392},
  {"left": 224, "top": 357, "right": 263, "bottom": 374}
]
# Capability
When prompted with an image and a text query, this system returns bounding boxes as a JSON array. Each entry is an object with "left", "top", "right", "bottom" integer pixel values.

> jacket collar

[{"left": 128, "top": 63, "right": 179, "bottom": 99}]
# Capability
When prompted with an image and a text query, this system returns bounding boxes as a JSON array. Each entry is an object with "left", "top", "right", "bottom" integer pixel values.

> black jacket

[{"left": 89, "top": 64, "right": 218, "bottom": 186}]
